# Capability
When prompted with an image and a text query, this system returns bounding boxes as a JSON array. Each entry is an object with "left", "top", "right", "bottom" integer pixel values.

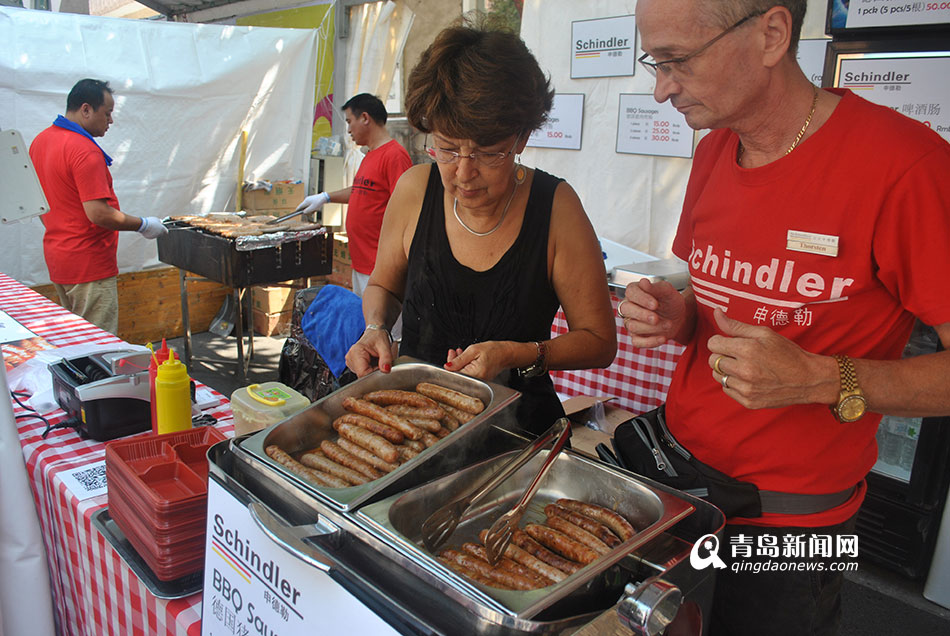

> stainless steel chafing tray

[
  {"left": 355, "top": 448, "right": 695, "bottom": 620},
  {"left": 238, "top": 359, "right": 520, "bottom": 512}
]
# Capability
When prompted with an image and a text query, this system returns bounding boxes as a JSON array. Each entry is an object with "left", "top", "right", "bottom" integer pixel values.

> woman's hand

[
  {"left": 620, "top": 278, "right": 693, "bottom": 348},
  {"left": 444, "top": 342, "right": 515, "bottom": 380},
  {"left": 344, "top": 328, "right": 395, "bottom": 377}
]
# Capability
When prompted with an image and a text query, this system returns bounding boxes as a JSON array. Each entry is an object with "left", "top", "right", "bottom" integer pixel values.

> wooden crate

[
  {"left": 31, "top": 267, "right": 232, "bottom": 345},
  {"left": 251, "top": 308, "right": 292, "bottom": 337}
]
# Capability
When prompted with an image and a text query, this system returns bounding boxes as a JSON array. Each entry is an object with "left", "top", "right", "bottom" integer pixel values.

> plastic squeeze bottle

[
  {"left": 155, "top": 349, "right": 193, "bottom": 435},
  {"left": 148, "top": 339, "right": 176, "bottom": 434}
]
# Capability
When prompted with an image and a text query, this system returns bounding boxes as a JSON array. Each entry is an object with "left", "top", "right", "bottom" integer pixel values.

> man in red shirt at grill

[
  {"left": 29, "top": 78, "right": 167, "bottom": 334},
  {"left": 295, "top": 93, "right": 412, "bottom": 297}
]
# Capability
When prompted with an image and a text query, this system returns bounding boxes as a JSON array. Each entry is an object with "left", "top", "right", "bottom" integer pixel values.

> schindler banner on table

[
  {"left": 571, "top": 15, "right": 636, "bottom": 79},
  {"left": 527, "top": 93, "right": 584, "bottom": 150},
  {"left": 616, "top": 94, "right": 695, "bottom": 158},
  {"left": 835, "top": 53, "right": 950, "bottom": 143}
]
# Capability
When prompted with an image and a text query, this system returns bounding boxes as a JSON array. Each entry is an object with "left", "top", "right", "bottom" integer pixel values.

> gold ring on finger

[{"left": 714, "top": 355, "right": 725, "bottom": 375}]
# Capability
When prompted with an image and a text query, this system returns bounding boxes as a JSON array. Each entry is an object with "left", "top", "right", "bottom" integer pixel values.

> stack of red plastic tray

[{"left": 105, "top": 427, "right": 227, "bottom": 581}]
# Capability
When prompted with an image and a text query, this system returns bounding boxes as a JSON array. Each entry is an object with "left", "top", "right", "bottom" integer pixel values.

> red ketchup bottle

[{"left": 149, "top": 339, "right": 177, "bottom": 435}]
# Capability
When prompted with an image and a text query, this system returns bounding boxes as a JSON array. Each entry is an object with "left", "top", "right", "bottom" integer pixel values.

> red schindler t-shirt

[
  {"left": 29, "top": 125, "right": 119, "bottom": 285},
  {"left": 345, "top": 139, "right": 412, "bottom": 275},
  {"left": 668, "top": 89, "right": 950, "bottom": 527}
]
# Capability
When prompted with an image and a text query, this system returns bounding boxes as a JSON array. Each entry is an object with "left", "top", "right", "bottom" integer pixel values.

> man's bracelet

[{"left": 365, "top": 323, "right": 393, "bottom": 344}]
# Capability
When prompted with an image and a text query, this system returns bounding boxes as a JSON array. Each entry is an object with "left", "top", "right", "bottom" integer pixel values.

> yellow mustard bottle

[{"left": 155, "top": 349, "right": 193, "bottom": 435}]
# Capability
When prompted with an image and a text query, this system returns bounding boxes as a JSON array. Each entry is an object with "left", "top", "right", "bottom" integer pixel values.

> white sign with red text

[
  {"left": 846, "top": 0, "right": 950, "bottom": 29},
  {"left": 527, "top": 93, "right": 584, "bottom": 150},
  {"left": 616, "top": 94, "right": 694, "bottom": 158},
  {"left": 836, "top": 53, "right": 950, "bottom": 143}
]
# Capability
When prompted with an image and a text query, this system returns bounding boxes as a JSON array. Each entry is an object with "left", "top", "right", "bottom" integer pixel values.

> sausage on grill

[
  {"left": 544, "top": 503, "right": 622, "bottom": 547},
  {"left": 525, "top": 524, "right": 599, "bottom": 565},
  {"left": 333, "top": 420, "right": 399, "bottom": 464}
]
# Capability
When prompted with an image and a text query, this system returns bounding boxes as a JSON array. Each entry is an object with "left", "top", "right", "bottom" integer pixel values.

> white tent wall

[
  {"left": 519, "top": 0, "right": 831, "bottom": 258},
  {"left": 0, "top": 6, "right": 318, "bottom": 287}
]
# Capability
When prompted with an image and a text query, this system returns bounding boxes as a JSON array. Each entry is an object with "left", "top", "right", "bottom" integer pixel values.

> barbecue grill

[
  {"left": 201, "top": 362, "right": 725, "bottom": 635},
  {"left": 156, "top": 220, "right": 332, "bottom": 382}
]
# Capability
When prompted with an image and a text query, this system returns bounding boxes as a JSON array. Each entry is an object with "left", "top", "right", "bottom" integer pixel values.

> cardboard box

[
  {"left": 333, "top": 234, "right": 351, "bottom": 265},
  {"left": 561, "top": 396, "right": 638, "bottom": 460},
  {"left": 251, "top": 308, "right": 292, "bottom": 337},
  {"left": 326, "top": 256, "right": 352, "bottom": 289},
  {"left": 243, "top": 183, "right": 306, "bottom": 211},
  {"left": 251, "top": 284, "right": 298, "bottom": 315}
]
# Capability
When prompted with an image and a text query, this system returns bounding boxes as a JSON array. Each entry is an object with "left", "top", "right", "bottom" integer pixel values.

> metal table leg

[{"left": 179, "top": 269, "right": 192, "bottom": 368}]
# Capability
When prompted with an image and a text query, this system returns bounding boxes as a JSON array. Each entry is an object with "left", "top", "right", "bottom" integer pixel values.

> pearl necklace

[
  {"left": 453, "top": 180, "right": 519, "bottom": 237},
  {"left": 738, "top": 85, "right": 819, "bottom": 164}
]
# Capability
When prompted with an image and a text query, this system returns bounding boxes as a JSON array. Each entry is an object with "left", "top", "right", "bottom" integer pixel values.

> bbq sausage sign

[{"left": 571, "top": 15, "right": 637, "bottom": 78}]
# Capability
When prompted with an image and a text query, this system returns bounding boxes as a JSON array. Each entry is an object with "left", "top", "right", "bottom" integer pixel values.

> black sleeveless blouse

[{"left": 400, "top": 164, "right": 565, "bottom": 435}]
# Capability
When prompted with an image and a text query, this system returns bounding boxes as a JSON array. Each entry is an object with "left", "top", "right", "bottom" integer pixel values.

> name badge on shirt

[{"left": 786, "top": 230, "right": 839, "bottom": 257}]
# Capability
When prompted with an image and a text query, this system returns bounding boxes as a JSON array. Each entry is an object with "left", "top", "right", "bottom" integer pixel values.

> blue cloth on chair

[{"left": 301, "top": 285, "right": 365, "bottom": 378}]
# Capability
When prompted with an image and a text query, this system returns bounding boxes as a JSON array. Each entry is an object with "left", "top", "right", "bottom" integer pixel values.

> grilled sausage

[
  {"left": 264, "top": 445, "right": 349, "bottom": 488},
  {"left": 525, "top": 524, "right": 599, "bottom": 565},
  {"left": 300, "top": 451, "right": 368, "bottom": 486},
  {"left": 363, "top": 389, "right": 440, "bottom": 409},
  {"left": 420, "top": 431, "right": 441, "bottom": 448},
  {"left": 478, "top": 530, "right": 568, "bottom": 584},
  {"left": 544, "top": 503, "right": 622, "bottom": 547},
  {"left": 438, "top": 556, "right": 509, "bottom": 589},
  {"left": 433, "top": 426, "right": 450, "bottom": 439},
  {"left": 405, "top": 416, "right": 444, "bottom": 433},
  {"left": 402, "top": 439, "right": 425, "bottom": 452},
  {"left": 397, "top": 445, "right": 420, "bottom": 461},
  {"left": 545, "top": 516, "right": 610, "bottom": 555},
  {"left": 461, "top": 543, "right": 553, "bottom": 588},
  {"left": 342, "top": 397, "right": 424, "bottom": 440},
  {"left": 333, "top": 413, "right": 404, "bottom": 444},
  {"left": 556, "top": 499, "right": 636, "bottom": 541},
  {"left": 320, "top": 440, "right": 382, "bottom": 481},
  {"left": 440, "top": 404, "right": 462, "bottom": 432},
  {"left": 333, "top": 421, "right": 400, "bottom": 464},
  {"left": 385, "top": 404, "right": 446, "bottom": 422},
  {"left": 336, "top": 438, "right": 400, "bottom": 473},
  {"left": 511, "top": 529, "right": 581, "bottom": 574},
  {"left": 415, "top": 382, "right": 484, "bottom": 415},
  {"left": 441, "top": 549, "right": 538, "bottom": 590}
]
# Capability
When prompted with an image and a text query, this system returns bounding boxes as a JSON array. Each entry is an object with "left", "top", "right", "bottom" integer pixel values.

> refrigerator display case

[{"left": 857, "top": 322, "right": 950, "bottom": 579}]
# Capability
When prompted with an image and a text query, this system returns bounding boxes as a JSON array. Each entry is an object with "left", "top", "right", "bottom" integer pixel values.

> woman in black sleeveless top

[{"left": 344, "top": 18, "right": 616, "bottom": 435}]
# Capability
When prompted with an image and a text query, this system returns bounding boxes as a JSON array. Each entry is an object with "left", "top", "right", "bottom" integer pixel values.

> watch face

[{"left": 839, "top": 395, "right": 867, "bottom": 422}]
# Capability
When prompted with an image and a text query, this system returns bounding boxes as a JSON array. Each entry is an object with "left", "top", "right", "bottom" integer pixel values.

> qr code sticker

[
  {"left": 73, "top": 464, "right": 107, "bottom": 492},
  {"left": 61, "top": 460, "right": 108, "bottom": 500}
]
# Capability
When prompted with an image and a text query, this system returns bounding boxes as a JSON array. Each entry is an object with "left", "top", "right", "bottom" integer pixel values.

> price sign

[
  {"left": 616, "top": 94, "right": 694, "bottom": 158},
  {"left": 844, "top": 0, "right": 950, "bottom": 29},
  {"left": 527, "top": 93, "right": 584, "bottom": 150},
  {"left": 797, "top": 39, "right": 829, "bottom": 87},
  {"left": 836, "top": 53, "right": 950, "bottom": 143}
]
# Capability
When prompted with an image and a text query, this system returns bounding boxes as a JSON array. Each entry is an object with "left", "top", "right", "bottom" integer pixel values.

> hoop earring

[{"left": 514, "top": 162, "right": 527, "bottom": 185}]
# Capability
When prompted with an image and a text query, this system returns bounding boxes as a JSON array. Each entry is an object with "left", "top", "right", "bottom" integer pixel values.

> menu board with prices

[
  {"left": 527, "top": 93, "right": 584, "bottom": 150},
  {"left": 615, "top": 94, "right": 695, "bottom": 158},
  {"left": 833, "top": 0, "right": 950, "bottom": 30},
  {"left": 835, "top": 53, "right": 950, "bottom": 143}
]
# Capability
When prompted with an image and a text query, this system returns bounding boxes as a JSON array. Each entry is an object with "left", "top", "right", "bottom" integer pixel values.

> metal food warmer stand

[
  {"left": 156, "top": 221, "right": 332, "bottom": 382},
  {"left": 201, "top": 362, "right": 725, "bottom": 636}
]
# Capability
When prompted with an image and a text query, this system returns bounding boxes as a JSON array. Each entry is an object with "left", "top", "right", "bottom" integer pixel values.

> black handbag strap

[{"left": 759, "top": 486, "right": 857, "bottom": 516}]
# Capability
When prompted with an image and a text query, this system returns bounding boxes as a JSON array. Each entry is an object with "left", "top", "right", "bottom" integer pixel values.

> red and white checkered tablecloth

[
  {"left": 550, "top": 292, "right": 685, "bottom": 416},
  {"left": 2, "top": 272, "right": 233, "bottom": 636}
]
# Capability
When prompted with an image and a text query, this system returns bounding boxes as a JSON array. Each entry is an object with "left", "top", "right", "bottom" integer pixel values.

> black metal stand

[{"left": 177, "top": 269, "right": 254, "bottom": 384}]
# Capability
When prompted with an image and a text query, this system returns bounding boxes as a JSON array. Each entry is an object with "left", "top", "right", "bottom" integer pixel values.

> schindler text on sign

[{"left": 571, "top": 14, "right": 637, "bottom": 79}]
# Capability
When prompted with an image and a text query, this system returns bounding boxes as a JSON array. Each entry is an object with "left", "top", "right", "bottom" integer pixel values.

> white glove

[
  {"left": 295, "top": 192, "right": 331, "bottom": 215},
  {"left": 137, "top": 216, "right": 168, "bottom": 239}
]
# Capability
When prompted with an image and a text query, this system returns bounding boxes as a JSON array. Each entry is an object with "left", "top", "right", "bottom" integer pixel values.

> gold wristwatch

[{"left": 831, "top": 354, "right": 867, "bottom": 423}]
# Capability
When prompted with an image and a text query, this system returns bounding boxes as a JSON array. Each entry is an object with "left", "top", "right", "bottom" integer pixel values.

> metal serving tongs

[
  {"left": 421, "top": 417, "right": 571, "bottom": 554},
  {"left": 483, "top": 418, "right": 572, "bottom": 565}
]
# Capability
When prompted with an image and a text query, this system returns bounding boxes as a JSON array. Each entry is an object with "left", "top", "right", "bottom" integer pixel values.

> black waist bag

[{"left": 612, "top": 405, "right": 762, "bottom": 519}]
